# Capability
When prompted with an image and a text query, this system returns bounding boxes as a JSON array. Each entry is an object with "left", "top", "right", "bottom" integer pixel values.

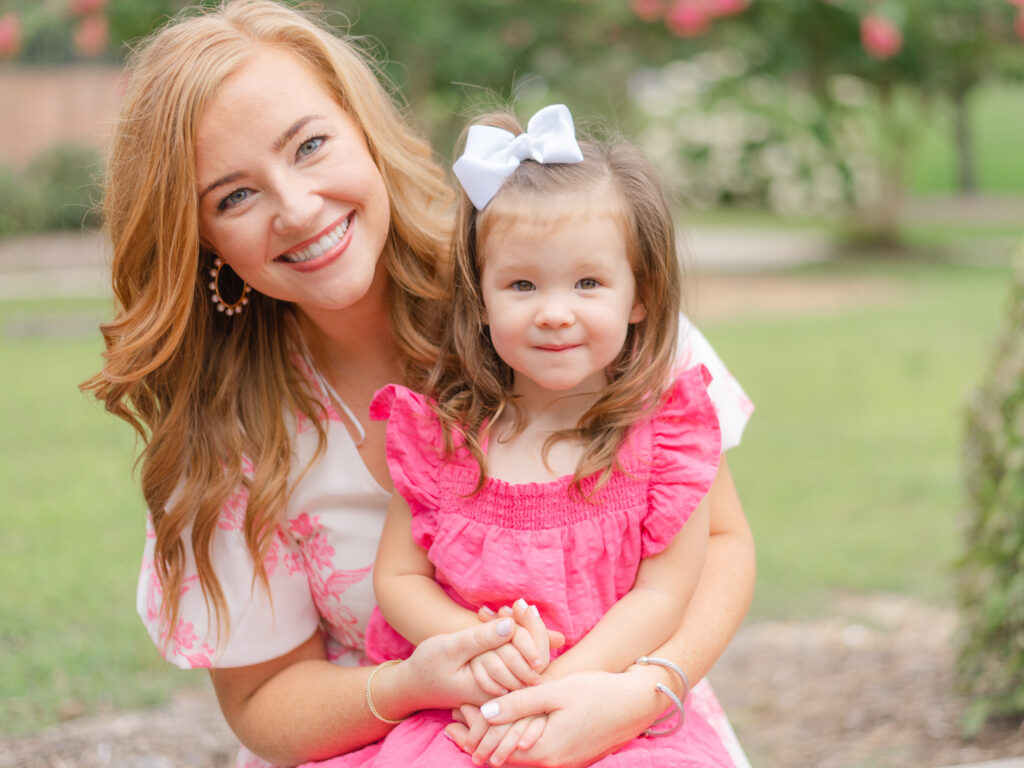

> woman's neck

[{"left": 296, "top": 288, "right": 403, "bottom": 399}]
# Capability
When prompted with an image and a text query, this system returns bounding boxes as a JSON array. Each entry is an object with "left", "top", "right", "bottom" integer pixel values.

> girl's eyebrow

[{"left": 198, "top": 115, "right": 326, "bottom": 204}]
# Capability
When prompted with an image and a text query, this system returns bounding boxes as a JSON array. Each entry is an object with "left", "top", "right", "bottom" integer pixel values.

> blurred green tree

[{"left": 631, "top": 0, "right": 1024, "bottom": 238}]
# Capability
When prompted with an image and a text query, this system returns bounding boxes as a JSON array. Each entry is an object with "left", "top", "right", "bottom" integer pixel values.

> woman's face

[{"left": 195, "top": 47, "right": 391, "bottom": 313}]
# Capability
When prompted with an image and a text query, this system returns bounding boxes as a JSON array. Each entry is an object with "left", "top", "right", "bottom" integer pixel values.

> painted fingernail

[
  {"left": 496, "top": 618, "right": 513, "bottom": 636},
  {"left": 480, "top": 605, "right": 496, "bottom": 616},
  {"left": 513, "top": 598, "right": 528, "bottom": 611},
  {"left": 481, "top": 701, "right": 500, "bottom": 720},
  {"left": 529, "top": 604, "right": 540, "bottom": 618}
]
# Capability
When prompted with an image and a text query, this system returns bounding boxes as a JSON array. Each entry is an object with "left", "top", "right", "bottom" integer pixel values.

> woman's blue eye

[
  {"left": 511, "top": 280, "right": 534, "bottom": 292},
  {"left": 577, "top": 278, "right": 599, "bottom": 289},
  {"left": 298, "top": 136, "right": 324, "bottom": 157},
  {"left": 219, "top": 188, "right": 250, "bottom": 210}
]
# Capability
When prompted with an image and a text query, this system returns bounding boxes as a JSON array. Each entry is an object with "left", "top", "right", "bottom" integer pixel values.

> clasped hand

[{"left": 457, "top": 600, "right": 557, "bottom": 766}]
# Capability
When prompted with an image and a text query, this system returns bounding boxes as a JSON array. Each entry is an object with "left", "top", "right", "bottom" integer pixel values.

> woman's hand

[
  {"left": 446, "top": 669, "right": 663, "bottom": 767},
  {"left": 392, "top": 617, "right": 532, "bottom": 711}
]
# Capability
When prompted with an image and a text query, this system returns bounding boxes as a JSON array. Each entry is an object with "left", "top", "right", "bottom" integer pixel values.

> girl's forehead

[{"left": 481, "top": 187, "right": 627, "bottom": 240}]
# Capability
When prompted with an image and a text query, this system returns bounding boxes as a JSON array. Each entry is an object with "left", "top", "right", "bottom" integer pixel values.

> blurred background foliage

[{"left": 0, "top": 0, "right": 1022, "bottom": 239}]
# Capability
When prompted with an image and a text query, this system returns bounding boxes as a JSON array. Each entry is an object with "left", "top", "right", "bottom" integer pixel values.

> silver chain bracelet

[{"left": 635, "top": 655, "right": 690, "bottom": 737}]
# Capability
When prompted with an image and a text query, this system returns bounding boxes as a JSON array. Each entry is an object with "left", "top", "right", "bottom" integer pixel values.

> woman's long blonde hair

[
  {"left": 81, "top": 0, "right": 451, "bottom": 646},
  {"left": 429, "top": 111, "right": 682, "bottom": 494}
]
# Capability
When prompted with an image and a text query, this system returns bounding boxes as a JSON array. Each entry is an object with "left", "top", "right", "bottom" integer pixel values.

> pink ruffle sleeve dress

[{"left": 304, "top": 364, "right": 736, "bottom": 768}]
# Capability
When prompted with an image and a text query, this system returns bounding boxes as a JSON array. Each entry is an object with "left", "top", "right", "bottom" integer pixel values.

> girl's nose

[
  {"left": 272, "top": 178, "right": 320, "bottom": 235},
  {"left": 535, "top": 297, "right": 574, "bottom": 328}
]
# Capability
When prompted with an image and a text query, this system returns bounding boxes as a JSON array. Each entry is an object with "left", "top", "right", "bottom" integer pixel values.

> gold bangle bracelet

[{"left": 365, "top": 659, "right": 404, "bottom": 724}]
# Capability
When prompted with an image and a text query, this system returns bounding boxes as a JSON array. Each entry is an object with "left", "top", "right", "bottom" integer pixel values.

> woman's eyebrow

[
  {"left": 197, "top": 115, "right": 327, "bottom": 204},
  {"left": 199, "top": 171, "right": 245, "bottom": 205},
  {"left": 273, "top": 114, "right": 325, "bottom": 151}
]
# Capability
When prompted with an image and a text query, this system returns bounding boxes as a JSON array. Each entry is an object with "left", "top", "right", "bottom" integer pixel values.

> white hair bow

[{"left": 452, "top": 104, "right": 585, "bottom": 210}]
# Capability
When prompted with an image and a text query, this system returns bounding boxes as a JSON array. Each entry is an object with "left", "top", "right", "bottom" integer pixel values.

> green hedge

[
  {"left": 958, "top": 242, "right": 1024, "bottom": 733},
  {"left": 0, "top": 144, "right": 102, "bottom": 236}
]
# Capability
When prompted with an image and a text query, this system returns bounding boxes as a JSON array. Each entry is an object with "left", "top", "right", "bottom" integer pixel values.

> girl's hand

[
  {"left": 446, "top": 670, "right": 662, "bottom": 767},
  {"left": 468, "top": 601, "right": 551, "bottom": 695},
  {"left": 477, "top": 599, "right": 565, "bottom": 666},
  {"left": 452, "top": 705, "right": 547, "bottom": 767}
]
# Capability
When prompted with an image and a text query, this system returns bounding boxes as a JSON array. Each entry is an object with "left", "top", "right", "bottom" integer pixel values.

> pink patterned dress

[
  {"left": 304, "top": 365, "right": 735, "bottom": 768},
  {"left": 136, "top": 322, "right": 754, "bottom": 768}
]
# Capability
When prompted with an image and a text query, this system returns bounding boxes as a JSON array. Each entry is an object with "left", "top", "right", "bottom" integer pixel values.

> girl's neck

[{"left": 506, "top": 373, "right": 605, "bottom": 433}]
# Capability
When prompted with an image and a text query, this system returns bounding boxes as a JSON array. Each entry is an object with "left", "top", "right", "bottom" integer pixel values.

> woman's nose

[{"left": 272, "top": 177, "right": 320, "bottom": 234}]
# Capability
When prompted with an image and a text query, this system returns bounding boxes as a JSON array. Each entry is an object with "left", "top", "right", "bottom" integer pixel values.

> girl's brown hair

[
  {"left": 428, "top": 111, "right": 682, "bottom": 492},
  {"left": 81, "top": 0, "right": 451, "bottom": 647}
]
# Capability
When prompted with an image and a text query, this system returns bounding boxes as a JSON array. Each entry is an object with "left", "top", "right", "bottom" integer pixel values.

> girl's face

[
  {"left": 479, "top": 210, "right": 646, "bottom": 399},
  {"left": 195, "top": 47, "right": 391, "bottom": 314}
]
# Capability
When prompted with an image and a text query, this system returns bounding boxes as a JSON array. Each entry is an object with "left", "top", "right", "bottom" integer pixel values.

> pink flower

[
  {"left": 74, "top": 14, "right": 108, "bottom": 57},
  {"left": 69, "top": 0, "right": 107, "bottom": 15},
  {"left": 0, "top": 13, "right": 20, "bottom": 59},
  {"left": 632, "top": 0, "right": 666, "bottom": 22},
  {"left": 861, "top": 14, "right": 902, "bottom": 60},
  {"left": 711, "top": 0, "right": 749, "bottom": 17},
  {"left": 666, "top": 0, "right": 712, "bottom": 37}
]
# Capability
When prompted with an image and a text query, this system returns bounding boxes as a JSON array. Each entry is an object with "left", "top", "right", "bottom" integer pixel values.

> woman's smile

[{"left": 277, "top": 211, "right": 354, "bottom": 272}]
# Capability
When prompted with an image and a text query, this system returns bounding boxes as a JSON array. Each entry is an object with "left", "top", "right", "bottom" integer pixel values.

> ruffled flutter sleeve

[
  {"left": 643, "top": 364, "right": 722, "bottom": 557},
  {"left": 368, "top": 384, "right": 445, "bottom": 550},
  {"left": 136, "top": 483, "right": 318, "bottom": 670}
]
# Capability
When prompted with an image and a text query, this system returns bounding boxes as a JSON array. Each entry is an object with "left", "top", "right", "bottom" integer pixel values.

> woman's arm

[
  {"left": 447, "top": 456, "right": 755, "bottom": 767},
  {"left": 542, "top": 499, "right": 710, "bottom": 680},
  {"left": 209, "top": 617, "right": 526, "bottom": 765}
]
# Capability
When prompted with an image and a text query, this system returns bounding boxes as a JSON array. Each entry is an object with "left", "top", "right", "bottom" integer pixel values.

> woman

[{"left": 83, "top": 2, "right": 755, "bottom": 766}]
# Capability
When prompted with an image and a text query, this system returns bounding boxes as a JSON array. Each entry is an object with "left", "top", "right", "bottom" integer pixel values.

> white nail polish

[
  {"left": 496, "top": 618, "right": 513, "bottom": 636},
  {"left": 529, "top": 604, "right": 540, "bottom": 618},
  {"left": 481, "top": 701, "right": 500, "bottom": 720},
  {"left": 513, "top": 598, "right": 528, "bottom": 611}
]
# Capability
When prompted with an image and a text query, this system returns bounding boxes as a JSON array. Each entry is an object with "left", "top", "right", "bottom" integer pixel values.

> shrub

[
  {"left": 28, "top": 144, "right": 103, "bottom": 231},
  {"left": 0, "top": 163, "right": 44, "bottom": 235},
  {"left": 958, "top": 243, "right": 1024, "bottom": 733}
]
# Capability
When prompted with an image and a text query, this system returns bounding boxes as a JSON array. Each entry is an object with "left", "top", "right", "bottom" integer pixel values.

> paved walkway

[
  {"left": 2, "top": 217, "right": 1020, "bottom": 302},
  {"left": 0, "top": 227, "right": 839, "bottom": 301}
]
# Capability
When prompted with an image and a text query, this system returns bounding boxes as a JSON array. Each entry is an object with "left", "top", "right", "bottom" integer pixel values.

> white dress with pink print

[{"left": 136, "top": 319, "right": 754, "bottom": 768}]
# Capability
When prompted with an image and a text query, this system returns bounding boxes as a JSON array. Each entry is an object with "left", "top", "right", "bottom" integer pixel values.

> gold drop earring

[{"left": 208, "top": 257, "right": 252, "bottom": 316}]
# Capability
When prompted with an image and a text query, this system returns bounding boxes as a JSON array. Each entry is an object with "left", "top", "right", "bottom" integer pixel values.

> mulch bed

[{"left": 3, "top": 595, "right": 1022, "bottom": 768}]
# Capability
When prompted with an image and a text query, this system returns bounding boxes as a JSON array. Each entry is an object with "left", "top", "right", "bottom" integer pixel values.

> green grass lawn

[
  {"left": 0, "top": 256, "right": 1017, "bottom": 734},
  {"left": 704, "top": 259, "right": 1016, "bottom": 618},
  {"left": 0, "top": 299, "right": 207, "bottom": 737}
]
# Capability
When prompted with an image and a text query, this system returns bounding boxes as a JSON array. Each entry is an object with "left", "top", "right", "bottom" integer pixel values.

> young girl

[{"left": 305, "top": 105, "right": 738, "bottom": 768}]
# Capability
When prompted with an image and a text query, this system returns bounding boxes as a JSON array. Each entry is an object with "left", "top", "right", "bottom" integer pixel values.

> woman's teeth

[{"left": 280, "top": 216, "right": 350, "bottom": 263}]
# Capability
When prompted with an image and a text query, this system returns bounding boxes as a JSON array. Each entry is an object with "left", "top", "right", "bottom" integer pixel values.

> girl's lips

[
  {"left": 276, "top": 212, "right": 354, "bottom": 272},
  {"left": 536, "top": 344, "right": 580, "bottom": 351}
]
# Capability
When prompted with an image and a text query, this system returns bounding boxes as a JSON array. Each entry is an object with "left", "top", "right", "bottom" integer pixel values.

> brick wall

[{"left": 1, "top": 65, "right": 124, "bottom": 168}]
